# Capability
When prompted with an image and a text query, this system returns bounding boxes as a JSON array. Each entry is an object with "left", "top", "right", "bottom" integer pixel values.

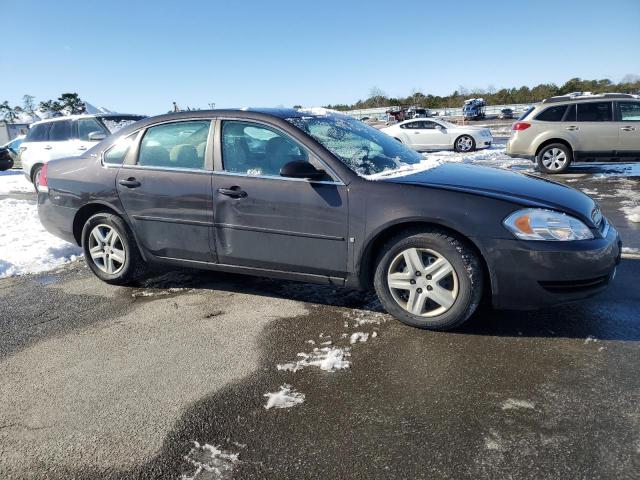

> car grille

[{"left": 538, "top": 275, "right": 609, "bottom": 294}]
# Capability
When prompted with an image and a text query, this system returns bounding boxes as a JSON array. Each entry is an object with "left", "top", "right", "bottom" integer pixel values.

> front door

[
  {"left": 75, "top": 117, "right": 109, "bottom": 154},
  {"left": 412, "top": 120, "right": 451, "bottom": 150},
  {"left": 617, "top": 101, "right": 640, "bottom": 157},
  {"left": 212, "top": 120, "right": 349, "bottom": 278},
  {"left": 116, "top": 119, "right": 215, "bottom": 263}
]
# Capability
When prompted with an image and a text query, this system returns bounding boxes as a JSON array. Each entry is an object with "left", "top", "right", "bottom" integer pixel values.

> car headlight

[{"left": 503, "top": 208, "right": 594, "bottom": 241}]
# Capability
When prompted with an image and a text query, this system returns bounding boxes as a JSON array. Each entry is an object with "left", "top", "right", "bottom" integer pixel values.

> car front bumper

[{"left": 477, "top": 223, "right": 621, "bottom": 310}]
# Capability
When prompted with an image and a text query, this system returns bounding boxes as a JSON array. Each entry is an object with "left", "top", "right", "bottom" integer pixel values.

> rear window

[
  {"left": 100, "top": 116, "right": 146, "bottom": 134},
  {"left": 535, "top": 105, "right": 568, "bottom": 122},
  {"left": 517, "top": 106, "right": 535, "bottom": 121},
  {"left": 103, "top": 133, "right": 138, "bottom": 165},
  {"left": 576, "top": 102, "right": 612, "bottom": 122},
  {"left": 49, "top": 120, "right": 73, "bottom": 141},
  {"left": 26, "top": 123, "right": 50, "bottom": 142}
]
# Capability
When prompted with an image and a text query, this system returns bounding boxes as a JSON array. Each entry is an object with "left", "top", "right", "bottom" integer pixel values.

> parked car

[
  {"left": 0, "top": 135, "right": 25, "bottom": 171},
  {"left": 21, "top": 113, "right": 146, "bottom": 190},
  {"left": 498, "top": 108, "right": 515, "bottom": 119},
  {"left": 38, "top": 109, "right": 621, "bottom": 331},
  {"left": 507, "top": 93, "right": 640, "bottom": 173},
  {"left": 380, "top": 118, "right": 493, "bottom": 152}
]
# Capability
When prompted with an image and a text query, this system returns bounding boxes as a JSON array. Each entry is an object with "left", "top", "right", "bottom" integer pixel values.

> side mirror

[
  {"left": 280, "top": 160, "right": 327, "bottom": 180},
  {"left": 87, "top": 131, "right": 107, "bottom": 141}
]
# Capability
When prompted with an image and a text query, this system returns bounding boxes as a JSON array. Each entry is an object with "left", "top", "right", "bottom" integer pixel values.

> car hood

[{"left": 380, "top": 163, "right": 598, "bottom": 224}]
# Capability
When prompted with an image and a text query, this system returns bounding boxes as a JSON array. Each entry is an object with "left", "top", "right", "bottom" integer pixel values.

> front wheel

[
  {"left": 31, "top": 165, "right": 43, "bottom": 192},
  {"left": 81, "top": 212, "right": 147, "bottom": 285},
  {"left": 374, "top": 230, "right": 483, "bottom": 330},
  {"left": 454, "top": 135, "right": 475, "bottom": 152}
]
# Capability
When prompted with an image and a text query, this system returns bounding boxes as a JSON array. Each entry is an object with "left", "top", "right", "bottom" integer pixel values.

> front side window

[
  {"left": 48, "top": 120, "right": 73, "bottom": 141},
  {"left": 287, "top": 114, "right": 423, "bottom": 177},
  {"left": 221, "top": 121, "right": 308, "bottom": 176},
  {"left": 535, "top": 105, "right": 568, "bottom": 122},
  {"left": 26, "top": 123, "right": 50, "bottom": 142},
  {"left": 103, "top": 133, "right": 138, "bottom": 165},
  {"left": 619, "top": 102, "right": 640, "bottom": 121},
  {"left": 577, "top": 102, "right": 612, "bottom": 122},
  {"left": 138, "top": 121, "right": 210, "bottom": 169},
  {"left": 78, "top": 118, "right": 108, "bottom": 141}
]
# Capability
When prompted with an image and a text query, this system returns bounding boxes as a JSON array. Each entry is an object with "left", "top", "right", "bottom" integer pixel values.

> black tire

[
  {"left": 454, "top": 135, "right": 476, "bottom": 152},
  {"left": 536, "top": 143, "right": 572, "bottom": 174},
  {"left": 31, "top": 164, "right": 43, "bottom": 192},
  {"left": 81, "top": 212, "right": 147, "bottom": 285},
  {"left": 373, "top": 230, "right": 483, "bottom": 331}
]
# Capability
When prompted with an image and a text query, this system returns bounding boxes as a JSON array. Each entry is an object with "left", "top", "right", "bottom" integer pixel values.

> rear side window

[
  {"left": 78, "top": 118, "right": 108, "bottom": 141},
  {"left": 48, "top": 120, "right": 73, "bottom": 141},
  {"left": 619, "top": 102, "right": 640, "bottom": 121},
  {"left": 103, "top": 133, "right": 138, "bottom": 165},
  {"left": 138, "top": 121, "right": 210, "bottom": 169},
  {"left": 577, "top": 102, "right": 612, "bottom": 122},
  {"left": 26, "top": 123, "right": 50, "bottom": 142},
  {"left": 535, "top": 105, "right": 568, "bottom": 122},
  {"left": 517, "top": 106, "right": 535, "bottom": 121}
]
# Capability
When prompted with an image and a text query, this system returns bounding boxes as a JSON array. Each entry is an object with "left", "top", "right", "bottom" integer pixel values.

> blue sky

[{"left": 1, "top": 0, "right": 639, "bottom": 115}]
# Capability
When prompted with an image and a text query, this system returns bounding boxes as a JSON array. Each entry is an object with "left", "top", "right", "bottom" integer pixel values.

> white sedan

[{"left": 381, "top": 118, "right": 493, "bottom": 152}]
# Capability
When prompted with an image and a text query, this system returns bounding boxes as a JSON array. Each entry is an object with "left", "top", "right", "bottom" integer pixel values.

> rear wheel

[
  {"left": 374, "top": 230, "right": 483, "bottom": 330},
  {"left": 536, "top": 143, "right": 572, "bottom": 174},
  {"left": 454, "top": 135, "right": 475, "bottom": 152},
  {"left": 81, "top": 212, "right": 147, "bottom": 284},
  {"left": 31, "top": 164, "right": 43, "bottom": 192}
]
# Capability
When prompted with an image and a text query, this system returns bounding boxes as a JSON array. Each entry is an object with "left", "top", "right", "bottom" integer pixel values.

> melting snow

[
  {"left": 0, "top": 198, "right": 81, "bottom": 278},
  {"left": 501, "top": 398, "right": 535, "bottom": 410},
  {"left": 349, "top": 332, "right": 369, "bottom": 344},
  {"left": 180, "top": 441, "right": 239, "bottom": 480},
  {"left": 277, "top": 346, "right": 351, "bottom": 373},
  {"left": 263, "top": 384, "right": 305, "bottom": 409},
  {"left": 0, "top": 170, "right": 34, "bottom": 194}
]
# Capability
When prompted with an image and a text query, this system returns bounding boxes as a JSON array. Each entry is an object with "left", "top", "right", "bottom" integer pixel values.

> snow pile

[
  {"left": 349, "top": 332, "right": 369, "bottom": 344},
  {"left": 0, "top": 171, "right": 34, "bottom": 194},
  {"left": 593, "top": 163, "right": 640, "bottom": 178},
  {"left": 616, "top": 184, "right": 640, "bottom": 223},
  {"left": 0, "top": 199, "right": 81, "bottom": 278},
  {"left": 181, "top": 441, "right": 239, "bottom": 480},
  {"left": 501, "top": 399, "right": 535, "bottom": 410},
  {"left": 277, "top": 346, "right": 351, "bottom": 373},
  {"left": 263, "top": 384, "right": 305, "bottom": 409}
]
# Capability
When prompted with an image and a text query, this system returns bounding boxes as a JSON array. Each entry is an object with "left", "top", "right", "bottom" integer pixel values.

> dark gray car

[{"left": 38, "top": 109, "right": 621, "bottom": 330}]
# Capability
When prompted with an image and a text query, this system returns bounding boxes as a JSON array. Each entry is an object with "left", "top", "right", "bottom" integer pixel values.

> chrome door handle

[
  {"left": 414, "top": 132, "right": 421, "bottom": 134},
  {"left": 621, "top": 126, "right": 636, "bottom": 132},
  {"left": 565, "top": 126, "right": 579, "bottom": 131},
  {"left": 78, "top": 146, "right": 87, "bottom": 150},
  {"left": 44, "top": 145, "right": 53, "bottom": 150},
  {"left": 118, "top": 178, "right": 141, "bottom": 188}
]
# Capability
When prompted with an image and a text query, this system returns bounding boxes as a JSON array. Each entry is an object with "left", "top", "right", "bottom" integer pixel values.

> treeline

[
  {"left": 324, "top": 76, "right": 640, "bottom": 111},
  {"left": 0, "top": 93, "right": 86, "bottom": 122}
]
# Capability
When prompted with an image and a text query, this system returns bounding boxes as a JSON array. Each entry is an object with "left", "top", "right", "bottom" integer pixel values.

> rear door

[
  {"left": 212, "top": 119, "right": 349, "bottom": 278},
  {"left": 46, "top": 120, "right": 77, "bottom": 160},
  {"left": 569, "top": 101, "right": 618, "bottom": 158},
  {"left": 116, "top": 119, "right": 215, "bottom": 263},
  {"left": 616, "top": 101, "right": 640, "bottom": 158},
  {"left": 75, "top": 117, "right": 110, "bottom": 153}
]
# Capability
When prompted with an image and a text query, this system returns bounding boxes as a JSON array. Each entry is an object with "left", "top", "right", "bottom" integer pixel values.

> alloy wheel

[
  {"left": 541, "top": 148, "right": 567, "bottom": 171},
  {"left": 456, "top": 136, "right": 473, "bottom": 152},
  {"left": 88, "top": 224, "right": 126, "bottom": 275},
  {"left": 387, "top": 248, "right": 459, "bottom": 317}
]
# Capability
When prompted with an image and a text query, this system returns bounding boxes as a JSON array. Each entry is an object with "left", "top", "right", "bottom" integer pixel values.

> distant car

[
  {"left": 381, "top": 118, "right": 493, "bottom": 152},
  {"left": 0, "top": 135, "right": 25, "bottom": 170},
  {"left": 498, "top": 108, "right": 515, "bottom": 119},
  {"left": 507, "top": 93, "right": 640, "bottom": 173},
  {"left": 38, "top": 108, "right": 620, "bottom": 331},
  {"left": 21, "top": 114, "right": 146, "bottom": 190}
]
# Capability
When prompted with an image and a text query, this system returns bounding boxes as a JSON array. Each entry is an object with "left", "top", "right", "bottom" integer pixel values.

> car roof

[
  {"left": 30, "top": 113, "right": 146, "bottom": 126},
  {"left": 542, "top": 92, "right": 639, "bottom": 104}
]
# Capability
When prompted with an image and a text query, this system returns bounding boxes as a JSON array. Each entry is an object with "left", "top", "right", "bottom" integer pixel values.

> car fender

[{"left": 531, "top": 130, "right": 577, "bottom": 155}]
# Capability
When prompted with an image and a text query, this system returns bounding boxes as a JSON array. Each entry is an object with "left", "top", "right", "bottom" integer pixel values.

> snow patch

[
  {"left": 0, "top": 170, "right": 34, "bottom": 194},
  {"left": 263, "top": 384, "right": 305, "bottom": 409},
  {"left": 0, "top": 199, "right": 81, "bottom": 278},
  {"left": 181, "top": 441, "right": 239, "bottom": 480},
  {"left": 584, "top": 335, "right": 599, "bottom": 344},
  {"left": 484, "top": 430, "right": 505, "bottom": 452},
  {"left": 277, "top": 346, "right": 351, "bottom": 373},
  {"left": 349, "top": 332, "right": 369, "bottom": 344},
  {"left": 501, "top": 398, "right": 535, "bottom": 410}
]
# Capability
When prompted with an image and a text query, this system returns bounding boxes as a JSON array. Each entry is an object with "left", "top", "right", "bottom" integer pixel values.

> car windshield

[
  {"left": 100, "top": 116, "right": 146, "bottom": 134},
  {"left": 286, "top": 113, "right": 423, "bottom": 177}
]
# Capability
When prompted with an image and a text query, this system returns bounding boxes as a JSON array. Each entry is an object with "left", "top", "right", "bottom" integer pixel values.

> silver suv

[{"left": 506, "top": 93, "right": 640, "bottom": 173}]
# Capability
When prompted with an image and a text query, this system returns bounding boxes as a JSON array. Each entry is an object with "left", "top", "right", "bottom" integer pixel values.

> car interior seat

[
  {"left": 139, "top": 145, "right": 170, "bottom": 167},
  {"left": 171, "top": 144, "right": 201, "bottom": 169}
]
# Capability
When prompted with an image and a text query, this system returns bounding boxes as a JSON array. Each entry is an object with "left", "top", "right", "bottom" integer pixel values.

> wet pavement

[{"left": 1, "top": 161, "right": 639, "bottom": 479}]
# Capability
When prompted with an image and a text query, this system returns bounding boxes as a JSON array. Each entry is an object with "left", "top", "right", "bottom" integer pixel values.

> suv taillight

[
  {"left": 512, "top": 122, "right": 531, "bottom": 131},
  {"left": 39, "top": 163, "right": 48, "bottom": 188}
]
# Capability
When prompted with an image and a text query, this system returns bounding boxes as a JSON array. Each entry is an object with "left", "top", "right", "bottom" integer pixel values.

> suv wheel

[
  {"left": 81, "top": 212, "right": 147, "bottom": 285},
  {"left": 537, "top": 143, "right": 572, "bottom": 174},
  {"left": 373, "top": 230, "right": 483, "bottom": 331},
  {"left": 454, "top": 135, "right": 475, "bottom": 152}
]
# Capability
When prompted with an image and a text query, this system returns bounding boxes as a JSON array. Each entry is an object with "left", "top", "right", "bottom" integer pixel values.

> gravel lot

[{"left": 1, "top": 157, "right": 639, "bottom": 479}]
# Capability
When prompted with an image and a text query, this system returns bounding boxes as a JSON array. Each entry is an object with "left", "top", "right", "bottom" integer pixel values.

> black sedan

[{"left": 37, "top": 108, "right": 621, "bottom": 330}]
